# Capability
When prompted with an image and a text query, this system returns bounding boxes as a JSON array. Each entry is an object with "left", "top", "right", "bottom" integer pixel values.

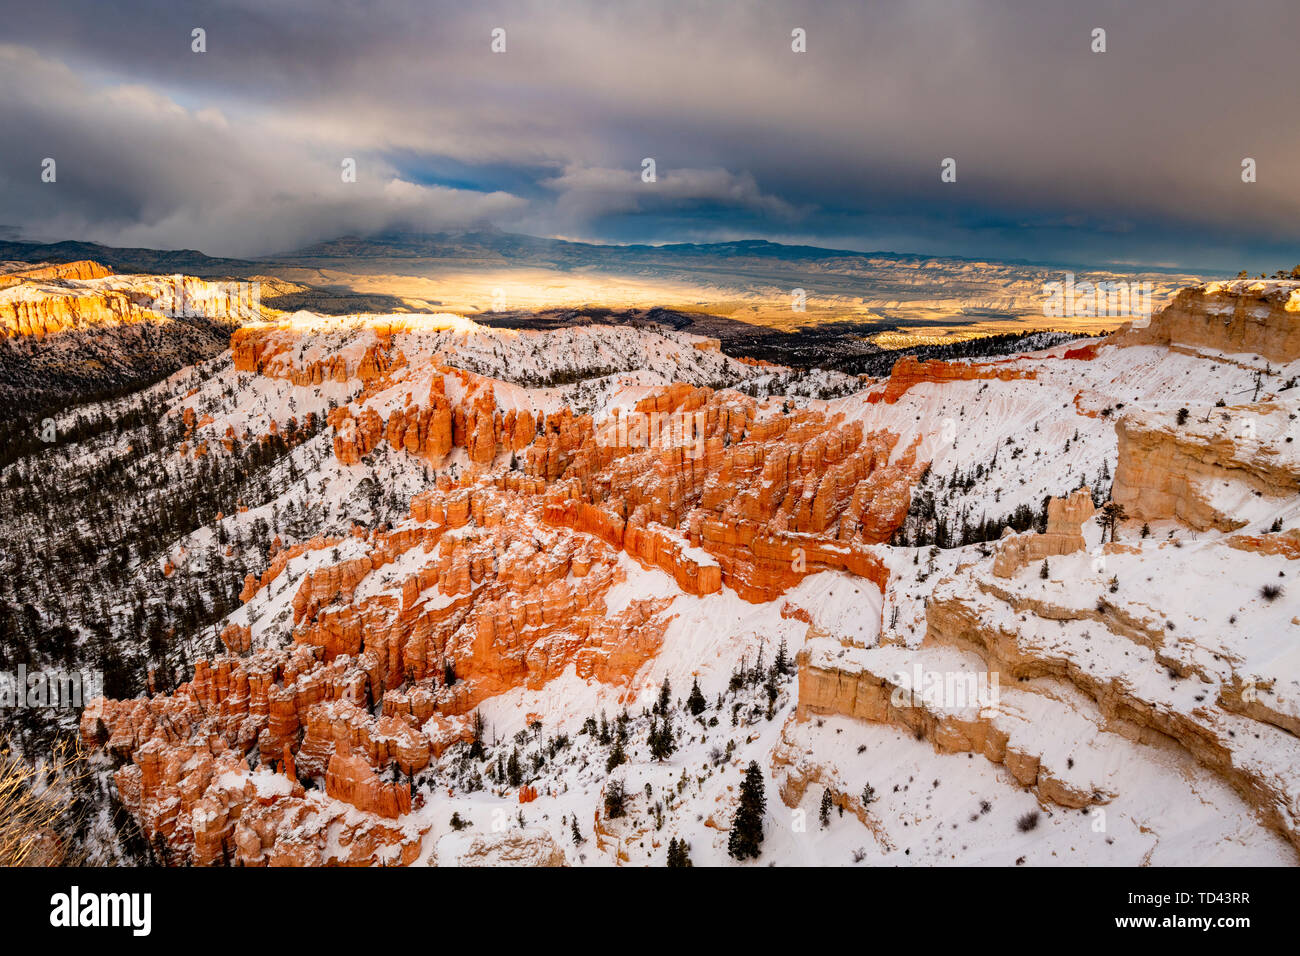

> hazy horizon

[{"left": 0, "top": 224, "right": 1235, "bottom": 279}]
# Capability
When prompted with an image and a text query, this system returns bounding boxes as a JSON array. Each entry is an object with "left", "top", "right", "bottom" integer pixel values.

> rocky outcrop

[
  {"left": 2, "top": 274, "right": 258, "bottom": 338},
  {"left": 921, "top": 572, "right": 1300, "bottom": 853},
  {"left": 866, "top": 356, "right": 1035, "bottom": 404},
  {"left": 1113, "top": 402, "right": 1300, "bottom": 531},
  {"left": 1227, "top": 529, "right": 1300, "bottom": 560},
  {"left": 329, "top": 375, "right": 537, "bottom": 468},
  {"left": 1112, "top": 280, "right": 1300, "bottom": 363},
  {"left": 456, "top": 828, "right": 566, "bottom": 867},
  {"left": 231, "top": 326, "right": 401, "bottom": 386},
  {"left": 328, "top": 380, "right": 921, "bottom": 604},
  {"left": 992, "top": 487, "right": 1094, "bottom": 577},
  {"left": 78, "top": 640, "right": 436, "bottom": 864},
  {"left": 795, "top": 641, "right": 1107, "bottom": 809},
  {"left": 240, "top": 533, "right": 345, "bottom": 603},
  {"left": 0, "top": 272, "right": 259, "bottom": 402},
  {"left": 81, "top": 465, "right": 697, "bottom": 865},
  {"left": 1, "top": 288, "right": 151, "bottom": 337},
  {"left": 0, "top": 259, "right": 112, "bottom": 288},
  {"left": 325, "top": 750, "right": 412, "bottom": 819},
  {"left": 227, "top": 792, "right": 427, "bottom": 867},
  {"left": 532, "top": 391, "right": 921, "bottom": 601}
]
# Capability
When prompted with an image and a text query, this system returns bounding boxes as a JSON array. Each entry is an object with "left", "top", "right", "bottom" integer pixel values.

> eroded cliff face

[
  {"left": 866, "top": 355, "right": 1035, "bottom": 404},
  {"left": 797, "top": 549, "right": 1300, "bottom": 855},
  {"left": 529, "top": 385, "right": 920, "bottom": 602},
  {"left": 81, "top": 644, "right": 431, "bottom": 866},
  {"left": 327, "top": 372, "right": 534, "bottom": 467},
  {"left": 312, "top": 349, "right": 922, "bottom": 603},
  {"left": 992, "top": 487, "right": 1095, "bottom": 577},
  {"left": 794, "top": 443, "right": 1300, "bottom": 858},
  {"left": 1, "top": 270, "right": 261, "bottom": 338},
  {"left": 920, "top": 573, "right": 1300, "bottom": 853},
  {"left": 1111, "top": 280, "right": 1300, "bottom": 363},
  {"left": 797, "top": 490, "right": 1114, "bottom": 811},
  {"left": 0, "top": 267, "right": 265, "bottom": 401},
  {"left": 1113, "top": 401, "right": 1300, "bottom": 531},
  {"left": 0, "top": 259, "right": 113, "bottom": 289}
]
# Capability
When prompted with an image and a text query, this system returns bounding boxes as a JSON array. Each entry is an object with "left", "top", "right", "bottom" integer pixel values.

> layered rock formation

[
  {"left": 2, "top": 286, "right": 156, "bottom": 338},
  {"left": 922, "top": 577, "right": 1300, "bottom": 851},
  {"left": 1112, "top": 280, "right": 1300, "bottom": 363},
  {"left": 992, "top": 487, "right": 1095, "bottom": 577},
  {"left": 0, "top": 259, "right": 112, "bottom": 289},
  {"left": 527, "top": 388, "right": 921, "bottom": 601},
  {"left": 797, "top": 538, "right": 1300, "bottom": 855},
  {"left": 80, "top": 640, "right": 433, "bottom": 865},
  {"left": 232, "top": 326, "right": 403, "bottom": 388},
  {"left": 866, "top": 356, "right": 1035, "bottom": 404},
  {"left": 328, "top": 374, "right": 534, "bottom": 467},
  {"left": 0, "top": 270, "right": 264, "bottom": 402},
  {"left": 321, "top": 373, "right": 923, "bottom": 603},
  {"left": 1113, "top": 402, "right": 1300, "bottom": 531},
  {"left": 1, "top": 272, "right": 259, "bottom": 338}
]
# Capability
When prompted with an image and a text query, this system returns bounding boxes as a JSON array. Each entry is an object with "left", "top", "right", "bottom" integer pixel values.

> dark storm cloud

[{"left": 2, "top": 0, "right": 1299, "bottom": 269}]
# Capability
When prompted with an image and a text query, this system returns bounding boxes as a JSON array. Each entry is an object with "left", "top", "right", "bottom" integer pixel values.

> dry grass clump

[{"left": 0, "top": 736, "right": 90, "bottom": 866}]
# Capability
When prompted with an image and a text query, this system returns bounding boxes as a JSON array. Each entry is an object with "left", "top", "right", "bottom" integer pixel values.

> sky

[{"left": 3, "top": 0, "right": 1300, "bottom": 272}]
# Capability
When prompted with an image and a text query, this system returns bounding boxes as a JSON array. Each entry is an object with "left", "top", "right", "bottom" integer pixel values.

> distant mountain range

[
  {"left": 0, "top": 239, "right": 256, "bottom": 277},
  {"left": 1, "top": 228, "right": 1216, "bottom": 279},
  {"left": 0, "top": 229, "right": 1211, "bottom": 338}
]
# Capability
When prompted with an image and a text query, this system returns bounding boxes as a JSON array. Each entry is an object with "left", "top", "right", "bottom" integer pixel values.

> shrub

[{"left": 604, "top": 779, "right": 627, "bottom": 819}]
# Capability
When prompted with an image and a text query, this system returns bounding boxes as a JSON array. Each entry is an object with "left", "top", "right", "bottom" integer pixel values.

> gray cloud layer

[{"left": 2, "top": 0, "right": 1298, "bottom": 269}]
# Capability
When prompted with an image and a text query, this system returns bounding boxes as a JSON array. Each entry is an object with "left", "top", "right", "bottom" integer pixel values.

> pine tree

[
  {"left": 468, "top": 709, "right": 485, "bottom": 759},
  {"left": 686, "top": 676, "right": 707, "bottom": 716},
  {"left": 819, "top": 788, "right": 832, "bottom": 827},
  {"left": 604, "top": 779, "right": 627, "bottom": 819},
  {"left": 1039, "top": 559, "right": 1050, "bottom": 579},
  {"left": 570, "top": 816, "right": 584, "bottom": 845},
  {"left": 727, "top": 761, "right": 766, "bottom": 860},
  {"left": 649, "top": 715, "right": 676, "bottom": 761},
  {"left": 655, "top": 677, "right": 672, "bottom": 715},
  {"left": 1100, "top": 501, "right": 1128, "bottom": 542},
  {"left": 666, "top": 836, "right": 692, "bottom": 867},
  {"left": 774, "top": 637, "right": 791, "bottom": 676},
  {"left": 605, "top": 735, "right": 627, "bottom": 773}
]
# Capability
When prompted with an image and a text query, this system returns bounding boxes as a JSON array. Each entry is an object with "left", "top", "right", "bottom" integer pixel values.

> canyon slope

[{"left": 5, "top": 272, "right": 1298, "bottom": 866}]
